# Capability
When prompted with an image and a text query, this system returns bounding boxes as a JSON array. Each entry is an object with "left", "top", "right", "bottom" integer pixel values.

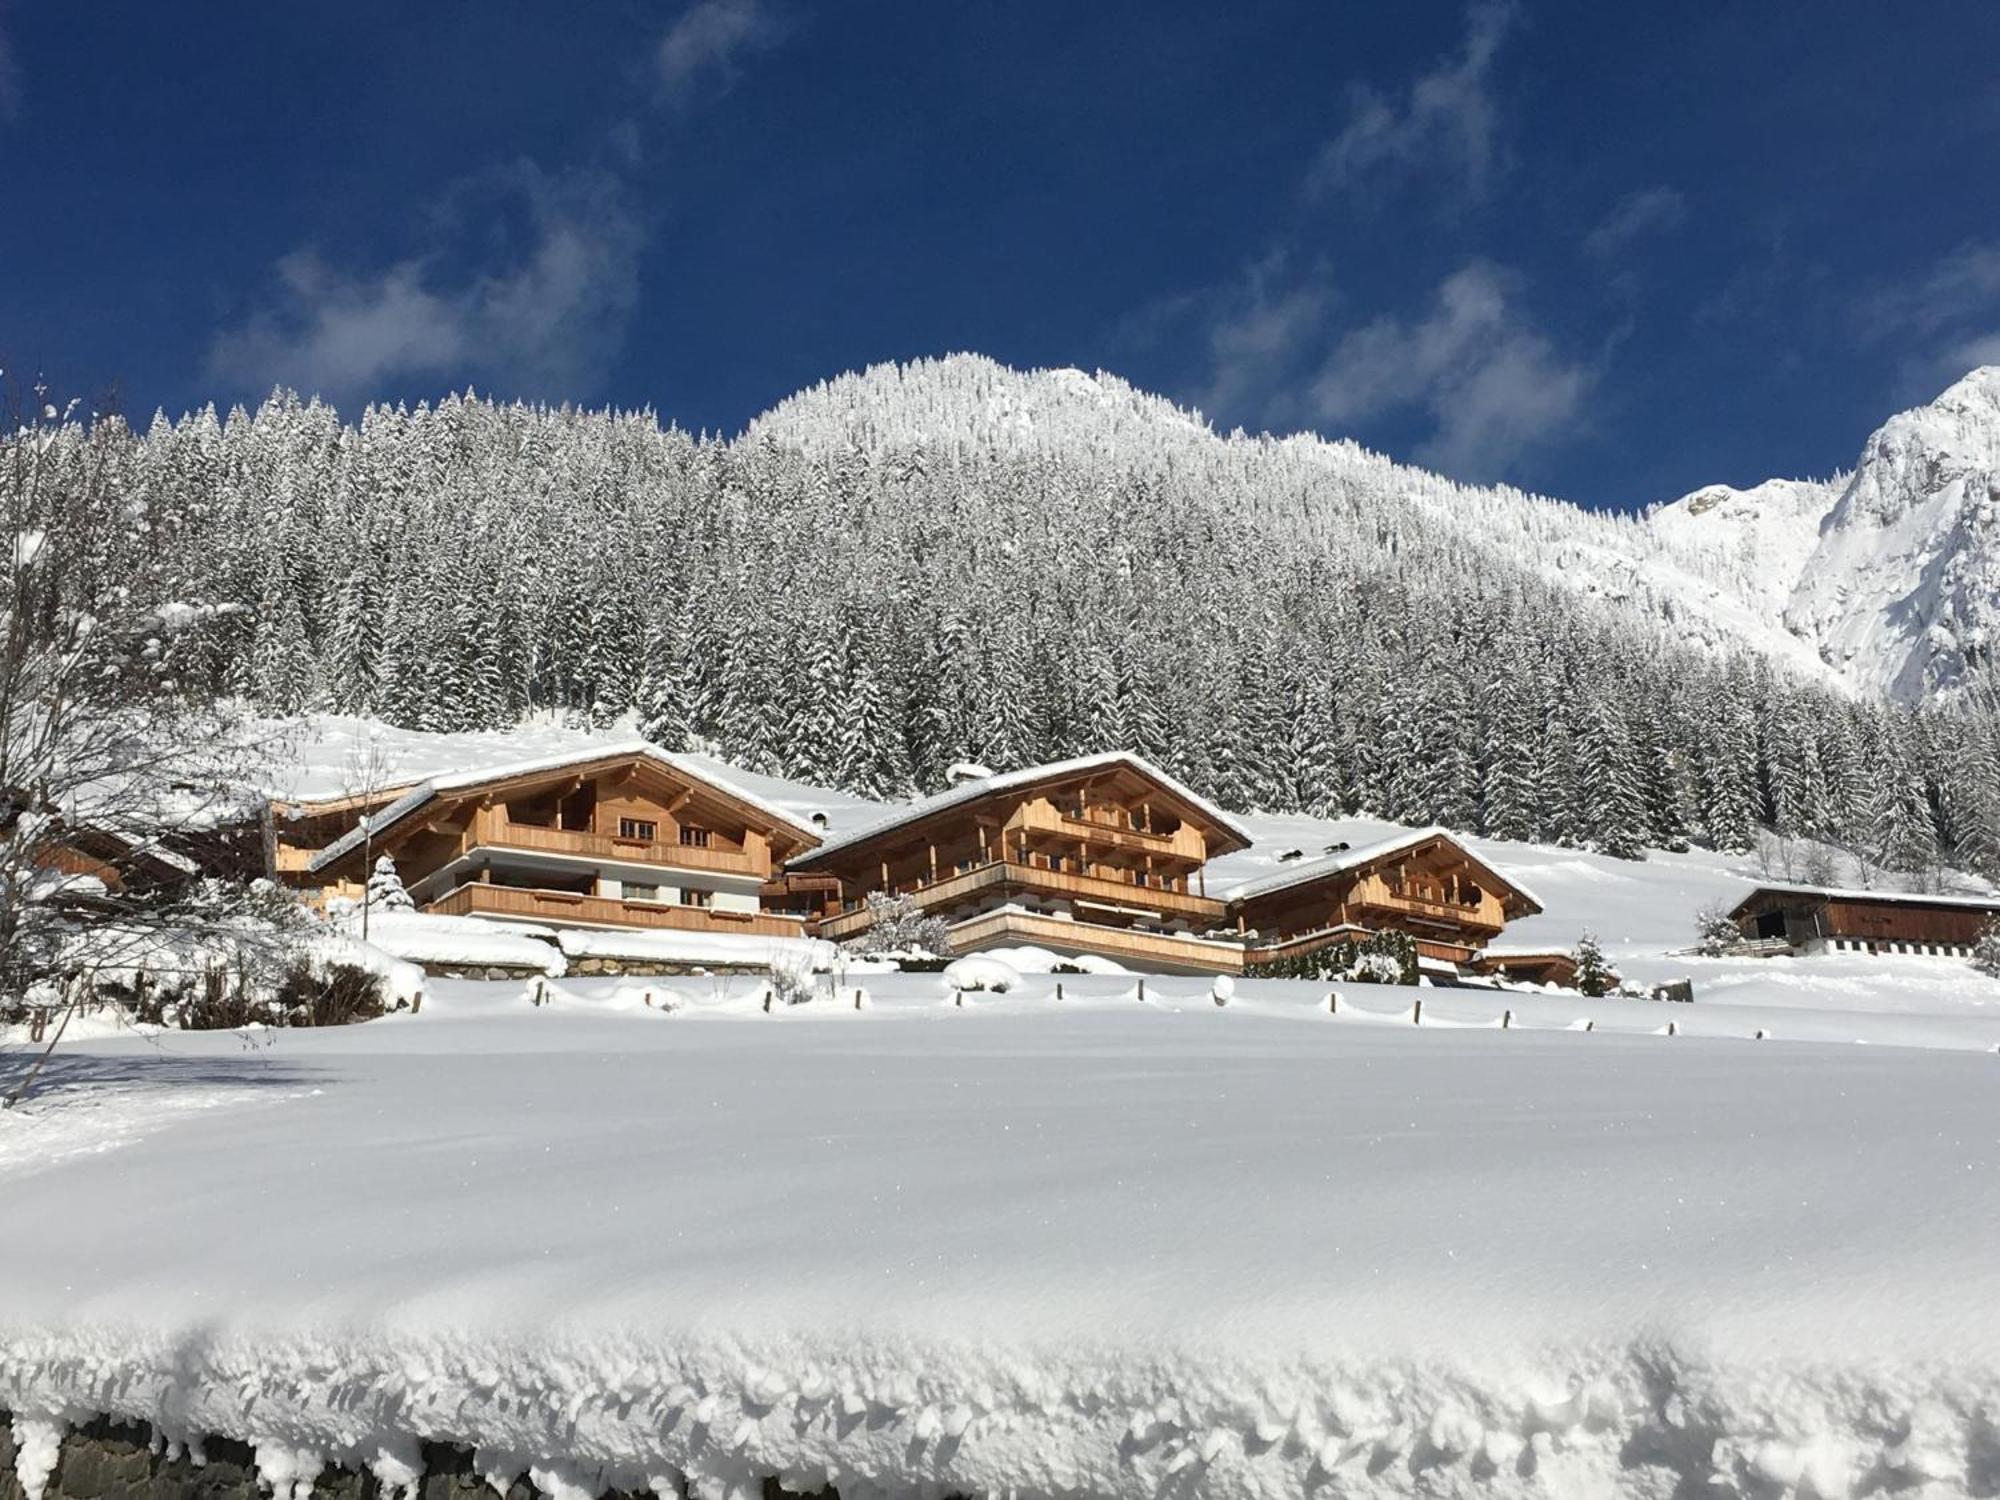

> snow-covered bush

[
  {"left": 1574, "top": 932, "right": 1614, "bottom": 997},
  {"left": 1970, "top": 917, "right": 2000, "bottom": 978},
  {"left": 1694, "top": 902, "right": 1743, "bottom": 956},
  {"left": 943, "top": 955, "right": 1019, "bottom": 994},
  {"left": 763, "top": 953, "right": 820, "bottom": 1008},
  {"left": 846, "top": 891, "right": 952, "bottom": 959},
  {"left": 1246, "top": 930, "right": 1417, "bottom": 985}
]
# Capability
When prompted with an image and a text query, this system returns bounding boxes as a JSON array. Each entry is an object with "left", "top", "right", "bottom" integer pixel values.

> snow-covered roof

[
  {"left": 1730, "top": 882, "right": 2000, "bottom": 913},
  {"left": 786, "top": 752, "right": 1254, "bottom": 868},
  {"left": 304, "top": 741, "right": 818, "bottom": 874},
  {"left": 1220, "top": 825, "right": 1544, "bottom": 912}
]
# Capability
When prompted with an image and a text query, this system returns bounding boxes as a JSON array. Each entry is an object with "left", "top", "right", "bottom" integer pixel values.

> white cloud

[
  {"left": 1862, "top": 243, "right": 2000, "bottom": 392},
  {"left": 207, "top": 163, "right": 642, "bottom": 407},
  {"left": 1308, "top": 1, "right": 1517, "bottom": 203},
  {"left": 1948, "top": 332, "right": 2000, "bottom": 372},
  {"left": 1583, "top": 186, "right": 1686, "bottom": 257},
  {"left": 1192, "top": 252, "right": 1338, "bottom": 423},
  {"left": 657, "top": 0, "right": 784, "bottom": 92},
  {"left": 1306, "top": 262, "right": 1593, "bottom": 481},
  {"left": 1869, "top": 244, "right": 2000, "bottom": 336}
]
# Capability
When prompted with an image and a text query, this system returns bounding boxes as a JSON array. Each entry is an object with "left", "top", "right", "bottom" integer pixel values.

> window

[
  {"left": 618, "top": 818, "right": 657, "bottom": 841},
  {"left": 623, "top": 883, "right": 660, "bottom": 903},
  {"left": 679, "top": 826, "right": 712, "bottom": 848},
  {"left": 680, "top": 888, "right": 713, "bottom": 908}
]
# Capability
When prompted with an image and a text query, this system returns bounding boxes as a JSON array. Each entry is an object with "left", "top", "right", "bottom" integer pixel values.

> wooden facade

[
  {"left": 1229, "top": 828, "right": 1542, "bottom": 970},
  {"left": 277, "top": 748, "right": 820, "bottom": 937},
  {"left": 786, "top": 754, "right": 1254, "bottom": 973},
  {"left": 1728, "top": 885, "right": 2000, "bottom": 957}
]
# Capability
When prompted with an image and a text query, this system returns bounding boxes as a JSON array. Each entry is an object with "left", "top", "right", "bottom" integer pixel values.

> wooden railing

[
  {"left": 426, "top": 882, "right": 805, "bottom": 936},
  {"left": 472, "top": 819, "right": 760, "bottom": 875},
  {"left": 816, "top": 860, "right": 1225, "bottom": 941},
  {"left": 1014, "top": 800, "right": 1208, "bottom": 861},
  {"left": 946, "top": 909, "right": 1243, "bottom": 975},
  {"left": 1351, "top": 879, "right": 1503, "bottom": 933},
  {"left": 1243, "top": 924, "right": 1478, "bottom": 969}
]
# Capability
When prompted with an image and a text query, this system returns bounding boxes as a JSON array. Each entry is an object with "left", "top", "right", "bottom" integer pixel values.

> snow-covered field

[
  {"left": 9, "top": 718, "right": 2000, "bottom": 1498},
  {"left": 5, "top": 969, "right": 2000, "bottom": 1500}
]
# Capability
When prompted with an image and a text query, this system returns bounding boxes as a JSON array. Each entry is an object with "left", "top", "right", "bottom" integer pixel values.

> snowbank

[
  {"left": 339, "top": 912, "right": 565, "bottom": 977},
  {"left": 5, "top": 981, "right": 2000, "bottom": 1499},
  {"left": 554, "top": 927, "right": 837, "bottom": 971}
]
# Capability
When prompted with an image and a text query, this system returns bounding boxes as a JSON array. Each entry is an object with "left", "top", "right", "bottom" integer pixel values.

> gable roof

[
  {"left": 301, "top": 741, "right": 818, "bottom": 874},
  {"left": 1220, "top": 825, "right": 1544, "bottom": 914},
  {"left": 785, "top": 752, "right": 1254, "bottom": 869},
  {"left": 1728, "top": 882, "right": 2000, "bottom": 915}
]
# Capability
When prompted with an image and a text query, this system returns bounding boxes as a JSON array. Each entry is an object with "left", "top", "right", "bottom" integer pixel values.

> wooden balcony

[
  {"left": 473, "top": 818, "right": 761, "bottom": 876},
  {"left": 1244, "top": 923, "right": 1478, "bottom": 970},
  {"left": 426, "top": 882, "right": 806, "bottom": 937},
  {"left": 1349, "top": 878, "right": 1504, "bottom": 935},
  {"left": 946, "top": 909, "right": 1244, "bottom": 975},
  {"left": 1013, "top": 800, "right": 1208, "bottom": 862},
  {"left": 818, "top": 859, "right": 1226, "bottom": 941}
]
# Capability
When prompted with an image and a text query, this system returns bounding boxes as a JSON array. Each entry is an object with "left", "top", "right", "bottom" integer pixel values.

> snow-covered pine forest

[{"left": 26, "top": 355, "right": 1997, "bottom": 880}]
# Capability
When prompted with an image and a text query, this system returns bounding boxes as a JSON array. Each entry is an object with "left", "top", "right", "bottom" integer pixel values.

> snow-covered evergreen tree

[{"left": 366, "top": 855, "right": 414, "bottom": 913}]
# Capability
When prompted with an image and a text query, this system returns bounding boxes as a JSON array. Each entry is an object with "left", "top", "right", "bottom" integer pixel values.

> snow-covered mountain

[
  {"left": 1785, "top": 367, "right": 2000, "bottom": 702},
  {"left": 1649, "top": 367, "right": 2000, "bottom": 705},
  {"left": 761, "top": 355, "right": 2000, "bottom": 704}
]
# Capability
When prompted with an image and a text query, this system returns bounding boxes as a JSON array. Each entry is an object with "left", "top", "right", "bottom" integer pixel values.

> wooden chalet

[
  {"left": 24, "top": 821, "right": 206, "bottom": 906},
  {"left": 1727, "top": 884, "right": 2000, "bottom": 957},
  {"left": 276, "top": 744, "right": 820, "bottom": 938},
  {"left": 1223, "top": 826, "right": 1543, "bottom": 969},
  {"left": 784, "top": 754, "right": 1254, "bottom": 973}
]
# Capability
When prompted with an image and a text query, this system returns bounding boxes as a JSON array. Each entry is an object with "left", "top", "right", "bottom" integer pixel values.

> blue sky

[{"left": 4, "top": 1, "right": 1998, "bottom": 509}]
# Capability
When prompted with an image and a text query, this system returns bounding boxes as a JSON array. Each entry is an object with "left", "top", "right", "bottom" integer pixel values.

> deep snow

[{"left": 5, "top": 973, "right": 2000, "bottom": 1500}]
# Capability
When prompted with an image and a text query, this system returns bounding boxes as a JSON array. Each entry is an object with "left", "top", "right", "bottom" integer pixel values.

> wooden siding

[
  {"left": 1733, "top": 889, "right": 2000, "bottom": 950},
  {"left": 427, "top": 881, "right": 807, "bottom": 936},
  {"left": 470, "top": 812, "right": 761, "bottom": 875},
  {"left": 815, "top": 859, "right": 1226, "bottom": 942}
]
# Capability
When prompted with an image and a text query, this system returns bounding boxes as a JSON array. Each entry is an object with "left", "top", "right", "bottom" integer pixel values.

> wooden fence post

[
  {"left": 1501, "top": 1008, "right": 1512, "bottom": 1029},
  {"left": 1411, "top": 997, "right": 1423, "bottom": 1026},
  {"left": 1328, "top": 991, "right": 1338, "bottom": 1014}
]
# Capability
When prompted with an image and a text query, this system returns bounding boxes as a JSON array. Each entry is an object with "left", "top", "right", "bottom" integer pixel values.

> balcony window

[
  {"left": 624, "top": 883, "right": 660, "bottom": 903},
  {"left": 680, "top": 826, "right": 713, "bottom": 848},
  {"left": 680, "top": 888, "right": 713, "bottom": 908},
  {"left": 618, "top": 818, "right": 657, "bottom": 841}
]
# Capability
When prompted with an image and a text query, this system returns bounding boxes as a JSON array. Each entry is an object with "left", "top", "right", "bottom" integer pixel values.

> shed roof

[{"left": 1727, "top": 882, "right": 2000, "bottom": 916}]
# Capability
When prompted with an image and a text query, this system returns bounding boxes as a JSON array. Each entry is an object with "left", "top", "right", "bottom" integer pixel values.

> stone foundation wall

[
  {"left": 0, "top": 1414, "right": 849, "bottom": 1500},
  {"left": 562, "top": 957, "right": 769, "bottom": 978}
]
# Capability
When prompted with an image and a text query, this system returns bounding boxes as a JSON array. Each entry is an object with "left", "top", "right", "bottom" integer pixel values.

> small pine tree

[
  {"left": 1970, "top": 917, "right": 2000, "bottom": 978},
  {"left": 366, "top": 854, "right": 414, "bottom": 913},
  {"left": 1573, "top": 932, "right": 1612, "bottom": 997}
]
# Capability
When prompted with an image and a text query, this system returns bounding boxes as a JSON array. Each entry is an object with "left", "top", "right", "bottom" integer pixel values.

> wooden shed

[{"left": 1727, "top": 884, "right": 2000, "bottom": 957}]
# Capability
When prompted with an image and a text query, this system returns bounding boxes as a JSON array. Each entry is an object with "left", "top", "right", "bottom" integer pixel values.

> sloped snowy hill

[{"left": 1785, "top": 366, "right": 2000, "bottom": 700}]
